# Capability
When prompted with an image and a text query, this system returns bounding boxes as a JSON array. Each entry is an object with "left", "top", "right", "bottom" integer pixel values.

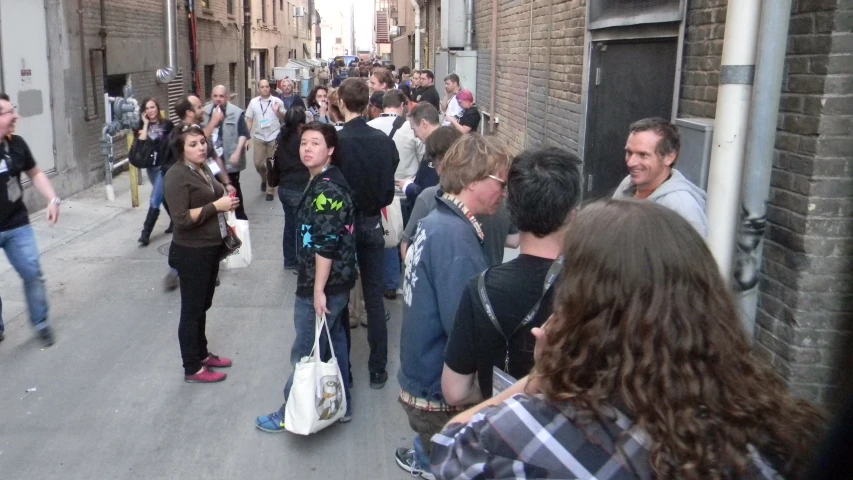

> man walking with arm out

[
  {"left": 202, "top": 85, "right": 249, "bottom": 220},
  {"left": 0, "top": 93, "right": 62, "bottom": 346}
]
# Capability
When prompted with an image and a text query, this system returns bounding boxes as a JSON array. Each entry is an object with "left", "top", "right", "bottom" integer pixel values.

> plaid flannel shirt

[{"left": 430, "top": 394, "right": 785, "bottom": 480}]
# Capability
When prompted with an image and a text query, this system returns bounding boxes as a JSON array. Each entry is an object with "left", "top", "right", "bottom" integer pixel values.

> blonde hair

[{"left": 439, "top": 133, "right": 511, "bottom": 195}]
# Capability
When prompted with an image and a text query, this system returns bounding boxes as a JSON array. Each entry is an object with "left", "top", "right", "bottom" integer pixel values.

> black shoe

[
  {"left": 215, "top": 276, "right": 221, "bottom": 287},
  {"left": 383, "top": 289, "right": 397, "bottom": 300},
  {"left": 38, "top": 326, "right": 55, "bottom": 347},
  {"left": 0, "top": 331, "right": 5, "bottom": 342},
  {"left": 370, "top": 371, "right": 388, "bottom": 389},
  {"left": 265, "top": 193, "right": 274, "bottom": 201},
  {"left": 163, "top": 271, "right": 179, "bottom": 292},
  {"left": 261, "top": 181, "right": 266, "bottom": 192},
  {"left": 164, "top": 222, "right": 174, "bottom": 234}
]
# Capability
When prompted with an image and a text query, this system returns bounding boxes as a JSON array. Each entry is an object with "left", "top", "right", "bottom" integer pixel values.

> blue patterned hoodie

[{"left": 295, "top": 165, "right": 357, "bottom": 297}]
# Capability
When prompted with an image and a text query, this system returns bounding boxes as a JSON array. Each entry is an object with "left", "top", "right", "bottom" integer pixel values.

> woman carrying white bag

[{"left": 256, "top": 122, "right": 357, "bottom": 433}]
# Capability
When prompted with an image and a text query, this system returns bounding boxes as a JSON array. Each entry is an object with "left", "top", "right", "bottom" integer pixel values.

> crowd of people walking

[{"left": 0, "top": 59, "right": 834, "bottom": 478}]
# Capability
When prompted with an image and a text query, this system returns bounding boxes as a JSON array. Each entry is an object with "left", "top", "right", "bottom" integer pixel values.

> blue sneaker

[{"left": 255, "top": 405, "right": 287, "bottom": 433}]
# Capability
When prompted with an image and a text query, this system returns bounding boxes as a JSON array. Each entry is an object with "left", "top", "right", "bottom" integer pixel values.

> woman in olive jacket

[{"left": 163, "top": 125, "right": 240, "bottom": 383}]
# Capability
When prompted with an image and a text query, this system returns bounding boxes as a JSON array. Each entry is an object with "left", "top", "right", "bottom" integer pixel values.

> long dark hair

[
  {"left": 138, "top": 97, "right": 166, "bottom": 132},
  {"left": 306, "top": 86, "right": 328, "bottom": 109},
  {"left": 279, "top": 107, "right": 306, "bottom": 144},
  {"left": 532, "top": 200, "right": 825, "bottom": 479}
]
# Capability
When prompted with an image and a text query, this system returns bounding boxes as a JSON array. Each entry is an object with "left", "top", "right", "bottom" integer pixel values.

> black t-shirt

[
  {"left": 416, "top": 85, "right": 441, "bottom": 111},
  {"left": 444, "top": 254, "right": 559, "bottom": 399},
  {"left": 458, "top": 105, "right": 481, "bottom": 132},
  {"left": 0, "top": 136, "right": 37, "bottom": 232}
]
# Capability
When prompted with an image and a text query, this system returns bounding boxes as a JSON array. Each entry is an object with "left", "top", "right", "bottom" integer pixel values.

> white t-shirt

[
  {"left": 246, "top": 95, "right": 285, "bottom": 142},
  {"left": 442, "top": 95, "right": 462, "bottom": 126},
  {"left": 368, "top": 113, "right": 425, "bottom": 184}
]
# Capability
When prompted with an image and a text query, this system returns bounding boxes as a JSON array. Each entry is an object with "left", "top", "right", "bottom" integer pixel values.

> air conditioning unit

[
  {"left": 389, "top": 26, "right": 400, "bottom": 37},
  {"left": 293, "top": 6, "right": 306, "bottom": 17}
]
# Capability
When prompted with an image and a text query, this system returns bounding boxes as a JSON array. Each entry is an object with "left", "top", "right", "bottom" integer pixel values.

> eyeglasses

[
  {"left": 488, "top": 174, "right": 507, "bottom": 190},
  {"left": 0, "top": 106, "right": 18, "bottom": 116}
]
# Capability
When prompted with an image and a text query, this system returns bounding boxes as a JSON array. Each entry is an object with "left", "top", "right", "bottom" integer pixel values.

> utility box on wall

[
  {"left": 675, "top": 117, "right": 714, "bottom": 190},
  {"left": 440, "top": 0, "right": 468, "bottom": 49},
  {"left": 434, "top": 50, "right": 478, "bottom": 101}
]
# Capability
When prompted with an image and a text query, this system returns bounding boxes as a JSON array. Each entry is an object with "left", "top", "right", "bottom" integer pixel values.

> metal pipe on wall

[
  {"left": 735, "top": 0, "right": 794, "bottom": 335},
  {"left": 410, "top": 0, "right": 421, "bottom": 69},
  {"left": 704, "top": 0, "right": 761, "bottom": 283},
  {"left": 488, "top": 0, "right": 497, "bottom": 134},
  {"left": 156, "top": 0, "right": 178, "bottom": 84},
  {"left": 464, "top": 0, "right": 474, "bottom": 50},
  {"left": 244, "top": 0, "right": 252, "bottom": 106}
]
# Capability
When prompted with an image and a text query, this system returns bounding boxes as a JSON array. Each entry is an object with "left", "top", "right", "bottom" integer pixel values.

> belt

[{"left": 399, "top": 389, "right": 464, "bottom": 413}]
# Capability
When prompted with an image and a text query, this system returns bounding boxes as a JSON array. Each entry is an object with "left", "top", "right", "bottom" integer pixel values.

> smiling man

[{"left": 612, "top": 117, "right": 707, "bottom": 238}]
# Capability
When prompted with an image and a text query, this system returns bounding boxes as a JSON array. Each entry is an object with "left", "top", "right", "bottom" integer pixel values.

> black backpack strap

[{"left": 388, "top": 115, "right": 406, "bottom": 140}]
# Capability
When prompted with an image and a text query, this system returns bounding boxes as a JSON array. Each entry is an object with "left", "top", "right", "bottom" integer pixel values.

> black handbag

[
  {"left": 129, "top": 138, "right": 159, "bottom": 169},
  {"left": 266, "top": 157, "right": 280, "bottom": 188},
  {"left": 218, "top": 220, "right": 243, "bottom": 261}
]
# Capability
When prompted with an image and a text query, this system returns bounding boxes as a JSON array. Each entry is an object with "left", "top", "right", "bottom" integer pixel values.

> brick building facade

[
  {"left": 250, "top": 0, "right": 314, "bottom": 86},
  {"left": 0, "top": 0, "right": 245, "bottom": 207},
  {"left": 403, "top": 0, "right": 852, "bottom": 407}
]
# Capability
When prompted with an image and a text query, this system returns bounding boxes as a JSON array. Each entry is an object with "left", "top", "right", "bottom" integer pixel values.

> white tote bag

[
  {"left": 381, "top": 196, "right": 404, "bottom": 248},
  {"left": 221, "top": 212, "right": 252, "bottom": 269},
  {"left": 284, "top": 314, "right": 347, "bottom": 435}
]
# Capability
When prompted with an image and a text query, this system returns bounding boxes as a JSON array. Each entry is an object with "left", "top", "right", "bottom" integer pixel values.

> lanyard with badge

[
  {"left": 258, "top": 100, "right": 273, "bottom": 130},
  {"left": 477, "top": 256, "right": 564, "bottom": 373},
  {"left": 0, "top": 142, "right": 21, "bottom": 203},
  {"left": 184, "top": 161, "right": 228, "bottom": 239}
]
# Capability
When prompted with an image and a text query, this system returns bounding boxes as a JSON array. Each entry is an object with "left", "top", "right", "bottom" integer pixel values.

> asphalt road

[{"left": 0, "top": 163, "right": 414, "bottom": 479}]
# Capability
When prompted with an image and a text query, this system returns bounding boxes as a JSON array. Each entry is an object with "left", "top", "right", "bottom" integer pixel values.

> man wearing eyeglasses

[{"left": 0, "top": 93, "right": 62, "bottom": 346}]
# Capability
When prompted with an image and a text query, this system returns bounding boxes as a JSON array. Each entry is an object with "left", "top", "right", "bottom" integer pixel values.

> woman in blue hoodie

[{"left": 256, "top": 122, "right": 357, "bottom": 432}]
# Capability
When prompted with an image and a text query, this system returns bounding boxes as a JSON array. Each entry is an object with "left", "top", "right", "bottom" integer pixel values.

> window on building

[
  {"left": 589, "top": 0, "right": 682, "bottom": 29},
  {"left": 227, "top": 0, "right": 234, "bottom": 15},
  {"left": 262, "top": 0, "right": 267, "bottom": 24},
  {"left": 280, "top": 0, "right": 284, "bottom": 12},
  {"left": 273, "top": 0, "right": 277, "bottom": 26},
  {"left": 105, "top": 74, "right": 128, "bottom": 97},
  {"left": 204, "top": 65, "right": 215, "bottom": 100},
  {"left": 229, "top": 63, "right": 237, "bottom": 92}
]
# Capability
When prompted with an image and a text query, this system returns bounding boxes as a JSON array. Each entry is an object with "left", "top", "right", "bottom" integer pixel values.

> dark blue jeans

[
  {"left": 278, "top": 186, "right": 302, "bottom": 268},
  {"left": 283, "top": 293, "right": 352, "bottom": 416},
  {"left": 355, "top": 214, "right": 387, "bottom": 374}
]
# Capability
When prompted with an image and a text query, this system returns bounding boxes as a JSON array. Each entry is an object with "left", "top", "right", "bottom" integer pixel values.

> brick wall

[
  {"left": 472, "top": 0, "right": 585, "bottom": 155},
  {"left": 680, "top": 0, "right": 853, "bottom": 407},
  {"left": 67, "top": 0, "right": 243, "bottom": 187}
]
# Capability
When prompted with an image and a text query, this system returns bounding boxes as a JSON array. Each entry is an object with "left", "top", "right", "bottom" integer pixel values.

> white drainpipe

[
  {"left": 704, "top": 0, "right": 762, "bottom": 283},
  {"left": 410, "top": 0, "right": 421, "bottom": 69}
]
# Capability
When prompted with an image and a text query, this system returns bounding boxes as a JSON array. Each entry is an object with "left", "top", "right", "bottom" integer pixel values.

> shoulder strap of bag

[
  {"left": 388, "top": 115, "right": 406, "bottom": 140},
  {"left": 477, "top": 257, "right": 564, "bottom": 345}
]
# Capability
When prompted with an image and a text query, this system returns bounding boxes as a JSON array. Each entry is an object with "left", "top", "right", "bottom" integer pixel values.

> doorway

[{"left": 582, "top": 39, "right": 677, "bottom": 199}]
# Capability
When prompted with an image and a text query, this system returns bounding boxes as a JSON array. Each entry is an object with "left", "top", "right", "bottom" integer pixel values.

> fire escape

[{"left": 375, "top": 0, "right": 390, "bottom": 46}]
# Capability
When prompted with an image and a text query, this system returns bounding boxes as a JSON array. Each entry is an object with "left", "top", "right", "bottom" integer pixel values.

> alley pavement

[{"left": 0, "top": 164, "right": 415, "bottom": 479}]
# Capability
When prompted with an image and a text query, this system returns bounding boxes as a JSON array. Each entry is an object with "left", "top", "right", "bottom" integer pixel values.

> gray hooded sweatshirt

[{"left": 612, "top": 168, "right": 708, "bottom": 238}]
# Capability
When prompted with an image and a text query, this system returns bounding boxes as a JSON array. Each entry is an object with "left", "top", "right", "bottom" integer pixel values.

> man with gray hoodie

[{"left": 613, "top": 117, "right": 708, "bottom": 238}]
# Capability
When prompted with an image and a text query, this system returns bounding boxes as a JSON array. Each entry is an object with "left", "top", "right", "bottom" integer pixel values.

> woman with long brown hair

[
  {"left": 431, "top": 200, "right": 825, "bottom": 479},
  {"left": 133, "top": 97, "right": 174, "bottom": 245}
]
